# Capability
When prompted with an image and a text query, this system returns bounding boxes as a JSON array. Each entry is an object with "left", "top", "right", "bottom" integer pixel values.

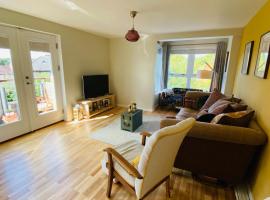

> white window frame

[{"left": 168, "top": 44, "right": 217, "bottom": 89}]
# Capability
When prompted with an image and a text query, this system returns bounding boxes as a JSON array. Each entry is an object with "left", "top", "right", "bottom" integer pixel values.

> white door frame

[{"left": 0, "top": 23, "right": 67, "bottom": 142}]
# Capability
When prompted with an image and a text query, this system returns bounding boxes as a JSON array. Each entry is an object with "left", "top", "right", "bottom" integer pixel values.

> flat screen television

[{"left": 82, "top": 75, "right": 109, "bottom": 99}]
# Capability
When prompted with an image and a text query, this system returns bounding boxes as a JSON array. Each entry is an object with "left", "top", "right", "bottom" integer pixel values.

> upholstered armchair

[{"left": 102, "top": 118, "right": 195, "bottom": 199}]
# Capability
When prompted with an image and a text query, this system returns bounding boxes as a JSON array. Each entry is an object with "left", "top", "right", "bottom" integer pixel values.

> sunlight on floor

[{"left": 68, "top": 113, "right": 115, "bottom": 124}]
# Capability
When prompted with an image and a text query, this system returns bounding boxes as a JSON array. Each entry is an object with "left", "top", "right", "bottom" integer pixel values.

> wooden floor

[{"left": 0, "top": 107, "right": 236, "bottom": 200}]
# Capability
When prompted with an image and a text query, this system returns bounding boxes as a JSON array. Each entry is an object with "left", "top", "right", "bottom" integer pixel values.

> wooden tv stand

[{"left": 78, "top": 94, "right": 115, "bottom": 118}]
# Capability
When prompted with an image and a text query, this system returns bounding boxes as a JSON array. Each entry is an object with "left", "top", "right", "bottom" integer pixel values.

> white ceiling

[{"left": 0, "top": 0, "right": 267, "bottom": 38}]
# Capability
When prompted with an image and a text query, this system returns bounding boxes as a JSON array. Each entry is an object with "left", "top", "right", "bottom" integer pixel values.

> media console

[{"left": 78, "top": 94, "right": 115, "bottom": 118}]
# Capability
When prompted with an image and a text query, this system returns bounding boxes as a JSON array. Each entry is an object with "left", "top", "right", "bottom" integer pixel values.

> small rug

[{"left": 90, "top": 115, "right": 161, "bottom": 145}]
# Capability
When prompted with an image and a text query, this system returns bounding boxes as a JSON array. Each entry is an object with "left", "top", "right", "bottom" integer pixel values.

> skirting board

[{"left": 234, "top": 183, "right": 253, "bottom": 200}]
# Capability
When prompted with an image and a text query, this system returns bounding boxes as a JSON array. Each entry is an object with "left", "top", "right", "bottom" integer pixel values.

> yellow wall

[
  {"left": 233, "top": 1, "right": 270, "bottom": 199},
  {"left": 0, "top": 8, "right": 110, "bottom": 121}
]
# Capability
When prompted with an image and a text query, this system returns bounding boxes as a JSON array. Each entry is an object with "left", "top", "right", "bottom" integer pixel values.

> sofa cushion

[
  {"left": 211, "top": 110, "right": 255, "bottom": 127},
  {"left": 224, "top": 95, "right": 242, "bottom": 103},
  {"left": 196, "top": 109, "right": 216, "bottom": 122},
  {"left": 200, "top": 89, "right": 226, "bottom": 111},
  {"left": 208, "top": 99, "right": 232, "bottom": 115},
  {"left": 229, "top": 103, "right": 248, "bottom": 112},
  {"left": 197, "top": 95, "right": 210, "bottom": 110},
  {"left": 176, "top": 108, "right": 198, "bottom": 120}
]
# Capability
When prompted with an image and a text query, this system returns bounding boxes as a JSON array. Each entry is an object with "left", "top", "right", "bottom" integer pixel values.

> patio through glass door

[{"left": 0, "top": 25, "right": 64, "bottom": 142}]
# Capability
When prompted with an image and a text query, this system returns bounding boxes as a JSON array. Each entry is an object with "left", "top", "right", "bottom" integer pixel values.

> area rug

[{"left": 90, "top": 115, "right": 162, "bottom": 145}]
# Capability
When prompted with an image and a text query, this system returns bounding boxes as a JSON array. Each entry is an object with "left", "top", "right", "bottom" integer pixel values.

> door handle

[
  {"left": 26, "top": 82, "right": 32, "bottom": 85},
  {"left": 25, "top": 76, "right": 29, "bottom": 79}
]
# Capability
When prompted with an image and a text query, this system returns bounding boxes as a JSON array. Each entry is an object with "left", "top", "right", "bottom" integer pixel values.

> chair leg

[
  {"left": 166, "top": 176, "right": 171, "bottom": 198},
  {"left": 106, "top": 153, "right": 114, "bottom": 198},
  {"left": 106, "top": 169, "right": 113, "bottom": 198}
]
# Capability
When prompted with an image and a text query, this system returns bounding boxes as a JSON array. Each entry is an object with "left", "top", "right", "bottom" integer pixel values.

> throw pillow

[
  {"left": 208, "top": 99, "right": 232, "bottom": 115},
  {"left": 229, "top": 103, "right": 248, "bottom": 112},
  {"left": 131, "top": 155, "right": 141, "bottom": 167},
  {"left": 196, "top": 109, "right": 216, "bottom": 122},
  {"left": 200, "top": 89, "right": 226, "bottom": 111},
  {"left": 224, "top": 95, "right": 242, "bottom": 103},
  {"left": 211, "top": 110, "right": 255, "bottom": 127},
  {"left": 197, "top": 95, "right": 209, "bottom": 110}
]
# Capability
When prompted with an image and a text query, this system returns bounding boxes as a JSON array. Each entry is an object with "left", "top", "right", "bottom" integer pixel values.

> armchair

[{"left": 102, "top": 118, "right": 195, "bottom": 199}]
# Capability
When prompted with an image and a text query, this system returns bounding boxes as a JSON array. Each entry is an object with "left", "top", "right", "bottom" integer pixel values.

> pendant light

[{"left": 125, "top": 11, "right": 140, "bottom": 42}]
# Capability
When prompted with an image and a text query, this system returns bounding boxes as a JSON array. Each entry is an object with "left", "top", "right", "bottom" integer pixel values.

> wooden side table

[{"left": 121, "top": 109, "right": 143, "bottom": 132}]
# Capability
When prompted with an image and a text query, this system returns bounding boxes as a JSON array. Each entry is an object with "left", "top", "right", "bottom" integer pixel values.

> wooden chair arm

[
  {"left": 104, "top": 148, "right": 143, "bottom": 179},
  {"left": 140, "top": 131, "right": 151, "bottom": 137},
  {"left": 140, "top": 131, "right": 151, "bottom": 145}
]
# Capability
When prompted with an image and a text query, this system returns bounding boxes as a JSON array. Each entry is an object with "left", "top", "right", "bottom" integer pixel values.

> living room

[{"left": 0, "top": 0, "right": 270, "bottom": 200}]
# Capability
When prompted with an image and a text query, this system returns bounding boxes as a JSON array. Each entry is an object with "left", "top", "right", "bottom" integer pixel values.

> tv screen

[{"left": 82, "top": 75, "right": 109, "bottom": 99}]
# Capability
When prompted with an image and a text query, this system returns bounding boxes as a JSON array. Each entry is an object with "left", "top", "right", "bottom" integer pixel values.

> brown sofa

[{"left": 160, "top": 91, "right": 267, "bottom": 184}]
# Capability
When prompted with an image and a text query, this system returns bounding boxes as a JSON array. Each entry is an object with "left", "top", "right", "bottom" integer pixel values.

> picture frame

[
  {"left": 241, "top": 41, "right": 254, "bottom": 75},
  {"left": 224, "top": 51, "right": 230, "bottom": 72},
  {"left": 255, "top": 31, "right": 270, "bottom": 79}
]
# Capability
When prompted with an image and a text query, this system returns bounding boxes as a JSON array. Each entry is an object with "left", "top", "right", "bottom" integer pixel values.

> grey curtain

[
  {"left": 161, "top": 42, "right": 171, "bottom": 89},
  {"left": 210, "top": 41, "right": 228, "bottom": 92}
]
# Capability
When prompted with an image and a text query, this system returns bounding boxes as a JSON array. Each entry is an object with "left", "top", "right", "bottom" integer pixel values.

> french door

[{"left": 0, "top": 25, "right": 63, "bottom": 142}]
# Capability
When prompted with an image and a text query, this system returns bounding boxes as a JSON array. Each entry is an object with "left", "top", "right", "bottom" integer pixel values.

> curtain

[
  {"left": 154, "top": 42, "right": 164, "bottom": 93},
  {"left": 210, "top": 41, "right": 228, "bottom": 92},
  {"left": 161, "top": 42, "right": 171, "bottom": 89}
]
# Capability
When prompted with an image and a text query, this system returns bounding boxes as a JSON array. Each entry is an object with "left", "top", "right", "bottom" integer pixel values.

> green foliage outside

[
  {"left": 0, "top": 58, "right": 11, "bottom": 66},
  {"left": 168, "top": 53, "right": 215, "bottom": 91},
  {"left": 33, "top": 72, "right": 51, "bottom": 97},
  {"left": 169, "top": 54, "right": 188, "bottom": 74}
]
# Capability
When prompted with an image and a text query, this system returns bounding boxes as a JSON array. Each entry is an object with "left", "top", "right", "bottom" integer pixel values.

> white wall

[
  {"left": 109, "top": 36, "right": 156, "bottom": 111},
  {"left": 109, "top": 28, "right": 243, "bottom": 111}
]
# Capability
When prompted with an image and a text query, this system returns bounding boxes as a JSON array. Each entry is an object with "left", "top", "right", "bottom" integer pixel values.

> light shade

[
  {"left": 197, "top": 70, "right": 213, "bottom": 79},
  {"left": 125, "top": 29, "right": 140, "bottom": 42}
]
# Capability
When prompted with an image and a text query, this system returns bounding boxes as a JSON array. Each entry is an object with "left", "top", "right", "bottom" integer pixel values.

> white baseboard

[{"left": 234, "top": 183, "right": 253, "bottom": 200}]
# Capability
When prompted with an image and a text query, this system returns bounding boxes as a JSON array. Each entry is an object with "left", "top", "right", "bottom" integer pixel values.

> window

[{"left": 167, "top": 46, "right": 216, "bottom": 91}]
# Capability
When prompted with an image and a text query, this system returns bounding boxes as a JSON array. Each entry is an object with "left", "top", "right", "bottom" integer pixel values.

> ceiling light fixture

[{"left": 125, "top": 11, "right": 140, "bottom": 42}]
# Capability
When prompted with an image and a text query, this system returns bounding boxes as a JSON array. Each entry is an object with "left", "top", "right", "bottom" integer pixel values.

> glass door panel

[
  {"left": 29, "top": 42, "right": 57, "bottom": 114},
  {"left": 0, "top": 37, "right": 20, "bottom": 125},
  {"left": 0, "top": 25, "right": 31, "bottom": 142}
]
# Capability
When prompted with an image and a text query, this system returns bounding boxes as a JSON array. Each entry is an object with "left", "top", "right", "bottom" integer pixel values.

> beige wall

[
  {"left": 233, "top": 0, "right": 270, "bottom": 199},
  {"left": 0, "top": 8, "right": 110, "bottom": 121},
  {"left": 109, "top": 28, "right": 242, "bottom": 111}
]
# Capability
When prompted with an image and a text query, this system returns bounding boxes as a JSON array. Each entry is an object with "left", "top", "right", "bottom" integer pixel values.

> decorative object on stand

[
  {"left": 197, "top": 70, "right": 213, "bottom": 79},
  {"left": 241, "top": 41, "right": 254, "bottom": 75},
  {"left": 121, "top": 109, "right": 143, "bottom": 132},
  {"left": 103, "top": 99, "right": 110, "bottom": 107},
  {"left": 197, "top": 61, "right": 213, "bottom": 80},
  {"left": 255, "top": 31, "right": 270, "bottom": 78},
  {"left": 128, "top": 102, "right": 137, "bottom": 113},
  {"left": 73, "top": 104, "right": 83, "bottom": 121},
  {"left": 125, "top": 11, "right": 140, "bottom": 42}
]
